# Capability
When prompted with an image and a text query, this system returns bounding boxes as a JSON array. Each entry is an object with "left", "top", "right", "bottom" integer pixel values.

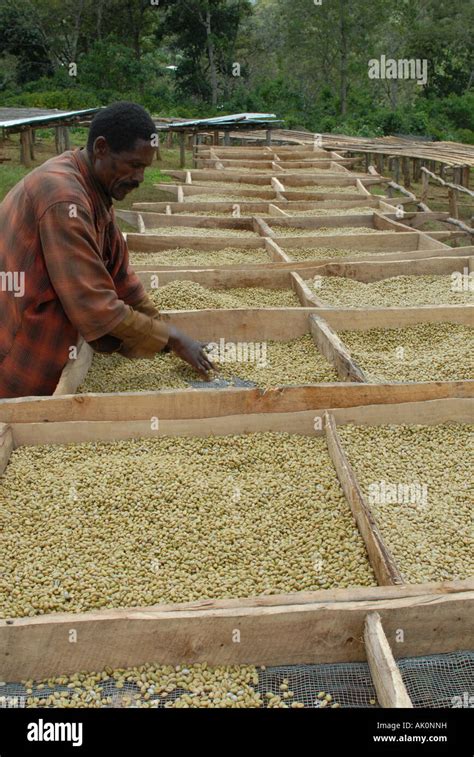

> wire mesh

[{"left": 1, "top": 650, "right": 472, "bottom": 709}]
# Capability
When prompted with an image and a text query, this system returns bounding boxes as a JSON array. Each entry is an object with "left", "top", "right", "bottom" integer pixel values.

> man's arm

[
  {"left": 40, "top": 204, "right": 215, "bottom": 376},
  {"left": 40, "top": 202, "right": 130, "bottom": 341}
]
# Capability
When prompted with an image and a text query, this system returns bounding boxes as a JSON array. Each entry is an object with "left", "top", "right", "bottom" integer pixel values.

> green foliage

[{"left": 0, "top": 0, "right": 471, "bottom": 144}]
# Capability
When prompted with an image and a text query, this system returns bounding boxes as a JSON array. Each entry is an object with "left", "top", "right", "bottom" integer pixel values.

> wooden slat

[
  {"left": 279, "top": 231, "right": 421, "bottom": 251},
  {"left": 130, "top": 246, "right": 466, "bottom": 272},
  {"left": 264, "top": 237, "right": 291, "bottom": 262},
  {"left": 268, "top": 204, "right": 290, "bottom": 217},
  {"left": 253, "top": 216, "right": 276, "bottom": 237},
  {"left": 1, "top": 388, "right": 472, "bottom": 426},
  {"left": 7, "top": 399, "right": 473, "bottom": 447},
  {"left": 53, "top": 339, "right": 93, "bottom": 396},
  {"left": 364, "top": 612, "right": 413, "bottom": 708},
  {"left": 290, "top": 272, "right": 325, "bottom": 307},
  {"left": 0, "top": 423, "right": 14, "bottom": 473},
  {"left": 324, "top": 412, "right": 404, "bottom": 586},
  {"left": 1, "top": 584, "right": 472, "bottom": 681},
  {"left": 309, "top": 314, "right": 367, "bottom": 382},
  {"left": 136, "top": 255, "right": 469, "bottom": 289}
]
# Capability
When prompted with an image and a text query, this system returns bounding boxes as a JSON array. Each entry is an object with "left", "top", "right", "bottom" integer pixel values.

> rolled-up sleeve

[{"left": 39, "top": 202, "right": 129, "bottom": 342}]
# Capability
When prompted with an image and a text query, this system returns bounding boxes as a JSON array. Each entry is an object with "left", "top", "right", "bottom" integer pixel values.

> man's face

[{"left": 91, "top": 137, "right": 155, "bottom": 201}]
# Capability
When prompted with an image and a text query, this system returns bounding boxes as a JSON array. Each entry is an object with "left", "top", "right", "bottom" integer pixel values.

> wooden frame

[
  {"left": 0, "top": 398, "right": 472, "bottom": 681},
  {"left": 38, "top": 303, "right": 474, "bottom": 398}
]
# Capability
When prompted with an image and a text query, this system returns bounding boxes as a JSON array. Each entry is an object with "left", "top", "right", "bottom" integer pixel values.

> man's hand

[{"left": 167, "top": 326, "right": 218, "bottom": 379}]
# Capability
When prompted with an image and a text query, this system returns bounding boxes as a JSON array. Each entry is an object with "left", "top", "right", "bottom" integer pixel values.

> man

[{"left": 0, "top": 101, "right": 215, "bottom": 399}]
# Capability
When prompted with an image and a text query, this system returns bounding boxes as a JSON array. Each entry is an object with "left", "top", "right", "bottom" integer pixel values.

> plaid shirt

[{"left": 0, "top": 148, "right": 147, "bottom": 398}]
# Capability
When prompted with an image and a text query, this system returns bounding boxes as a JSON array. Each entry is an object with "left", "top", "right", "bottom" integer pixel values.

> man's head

[{"left": 86, "top": 102, "right": 157, "bottom": 201}]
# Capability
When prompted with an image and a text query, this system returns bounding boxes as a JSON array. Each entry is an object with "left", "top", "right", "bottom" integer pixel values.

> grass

[{"left": 0, "top": 131, "right": 187, "bottom": 210}]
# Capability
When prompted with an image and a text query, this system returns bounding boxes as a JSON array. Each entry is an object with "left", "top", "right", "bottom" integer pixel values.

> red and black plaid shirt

[{"left": 0, "top": 148, "right": 145, "bottom": 398}]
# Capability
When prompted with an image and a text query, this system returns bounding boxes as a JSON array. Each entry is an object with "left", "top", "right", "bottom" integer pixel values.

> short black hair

[{"left": 87, "top": 102, "right": 156, "bottom": 154}]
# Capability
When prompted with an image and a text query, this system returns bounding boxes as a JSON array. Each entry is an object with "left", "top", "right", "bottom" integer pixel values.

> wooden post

[
  {"left": 224, "top": 131, "right": 230, "bottom": 146},
  {"left": 421, "top": 169, "right": 429, "bottom": 204},
  {"left": 364, "top": 153, "right": 370, "bottom": 172},
  {"left": 28, "top": 128, "right": 35, "bottom": 161},
  {"left": 266, "top": 128, "right": 272, "bottom": 146},
  {"left": 402, "top": 156, "right": 411, "bottom": 188},
  {"left": 462, "top": 165, "right": 470, "bottom": 189},
  {"left": 448, "top": 187, "right": 459, "bottom": 219},
  {"left": 179, "top": 131, "right": 186, "bottom": 168},
  {"left": 393, "top": 158, "right": 400, "bottom": 184},
  {"left": 155, "top": 132, "right": 162, "bottom": 161},
  {"left": 192, "top": 133, "right": 198, "bottom": 169},
  {"left": 440, "top": 164, "right": 446, "bottom": 180},
  {"left": 375, "top": 154, "right": 383, "bottom": 174},
  {"left": 213, "top": 130, "right": 219, "bottom": 146},
  {"left": 413, "top": 159, "right": 422, "bottom": 182},
  {"left": 63, "top": 126, "right": 71, "bottom": 150},
  {"left": 54, "top": 127, "right": 62, "bottom": 154},
  {"left": 20, "top": 129, "right": 32, "bottom": 167},
  {"left": 166, "top": 131, "right": 173, "bottom": 148}
]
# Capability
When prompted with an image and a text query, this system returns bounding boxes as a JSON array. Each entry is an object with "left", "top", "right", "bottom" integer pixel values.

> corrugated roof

[
  {"left": 157, "top": 112, "right": 283, "bottom": 130},
  {"left": 0, "top": 107, "right": 100, "bottom": 130}
]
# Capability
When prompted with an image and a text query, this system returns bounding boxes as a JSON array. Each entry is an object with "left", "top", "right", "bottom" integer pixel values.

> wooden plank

[
  {"left": 271, "top": 177, "right": 286, "bottom": 192},
  {"left": 127, "top": 233, "right": 264, "bottom": 251},
  {"left": 2, "top": 582, "right": 471, "bottom": 681},
  {"left": 253, "top": 216, "right": 276, "bottom": 238},
  {"left": 268, "top": 204, "right": 290, "bottom": 217},
  {"left": 372, "top": 210, "right": 415, "bottom": 233},
  {"left": 290, "top": 272, "right": 325, "bottom": 307},
  {"left": 134, "top": 213, "right": 253, "bottom": 231},
  {"left": 309, "top": 315, "right": 367, "bottom": 382},
  {"left": 324, "top": 412, "right": 404, "bottom": 586},
  {"left": 8, "top": 398, "right": 473, "bottom": 447},
  {"left": 423, "top": 230, "right": 469, "bottom": 242},
  {"left": 279, "top": 231, "right": 422, "bottom": 251},
  {"left": 130, "top": 247, "right": 462, "bottom": 273},
  {"left": 309, "top": 304, "right": 472, "bottom": 331},
  {"left": 49, "top": 308, "right": 474, "bottom": 394},
  {"left": 264, "top": 237, "right": 291, "bottom": 262},
  {"left": 133, "top": 198, "right": 383, "bottom": 214},
  {"left": 384, "top": 211, "right": 450, "bottom": 229},
  {"left": 53, "top": 339, "right": 93, "bottom": 396},
  {"left": 134, "top": 304, "right": 474, "bottom": 342},
  {"left": 136, "top": 253, "right": 470, "bottom": 288},
  {"left": 0, "top": 422, "right": 14, "bottom": 474},
  {"left": 2, "top": 388, "right": 472, "bottom": 426},
  {"left": 311, "top": 255, "right": 470, "bottom": 282},
  {"left": 269, "top": 213, "right": 379, "bottom": 231},
  {"left": 364, "top": 612, "right": 413, "bottom": 708}
]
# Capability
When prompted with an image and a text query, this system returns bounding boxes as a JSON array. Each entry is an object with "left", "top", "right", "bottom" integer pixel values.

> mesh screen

[{"left": 1, "top": 650, "right": 472, "bottom": 709}]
